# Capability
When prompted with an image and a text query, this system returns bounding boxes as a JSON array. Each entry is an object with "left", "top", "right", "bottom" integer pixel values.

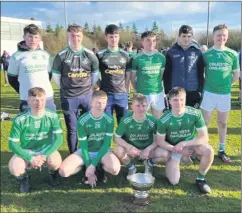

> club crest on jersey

[
  {"left": 119, "top": 58, "right": 126, "bottom": 64},
  {"left": 42, "top": 54, "right": 47, "bottom": 60},
  {"left": 64, "top": 59, "right": 72, "bottom": 64},
  {"left": 32, "top": 55, "right": 38, "bottom": 60},
  {"left": 217, "top": 53, "right": 223, "bottom": 59},
  {"left": 103, "top": 58, "right": 109, "bottom": 63},
  {"left": 34, "top": 120, "right": 41, "bottom": 128},
  {"left": 95, "top": 122, "right": 101, "bottom": 129},
  {"left": 82, "top": 58, "right": 90, "bottom": 65}
]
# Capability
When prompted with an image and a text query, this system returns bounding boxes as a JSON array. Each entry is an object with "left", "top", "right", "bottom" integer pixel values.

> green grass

[{"left": 1, "top": 71, "right": 241, "bottom": 212}]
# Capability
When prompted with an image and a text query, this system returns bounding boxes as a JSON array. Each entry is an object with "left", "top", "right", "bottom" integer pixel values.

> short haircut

[
  {"left": 213, "top": 24, "right": 228, "bottom": 33},
  {"left": 141, "top": 31, "right": 156, "bottom": 40},
  {"left": 178, "top": 25, "right": 193, "bottom": 36},
  {"left": 28, "top": 87, "right": 46, "bottom": 97},
  {"left": 168, "top": 87, "right": 186, "bottom": 99},
  {"left": 126, "top": 41, "right": 133, "bottom": 48},
  {"left": 67, "top": 24, "right": 83, "bottom": 33},
  {"left": 92, "top": 90, "right": 107, "bottom": 99},
  {"left": 24, "top": 24, "right": 41, "bottom": 35},
  {"left": 105, "top": 24, "right": 119, "bottom": 35},
  {"left": 132, "top": 93, "right": 147, "bottom": 104}
]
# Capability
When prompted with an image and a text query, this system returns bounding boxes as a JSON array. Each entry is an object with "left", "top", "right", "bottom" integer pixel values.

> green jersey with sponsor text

[
  {"left": 157, "top": 106, "right": 205, "bottom": 145},
  {"left": 77, "top": 111, "right": 114, "bottom": 152},
  {"left": 115, "top": 111, "right": 157, "bottom": 149},
  {"left": 203, "top": 47, "right": 240, "bottom": 94},
  {"left": 9, "top": 109, "right": 63, "bottom": 161},
  {"left": 132, "top": 51, "right": 166, "bottom": 95}
]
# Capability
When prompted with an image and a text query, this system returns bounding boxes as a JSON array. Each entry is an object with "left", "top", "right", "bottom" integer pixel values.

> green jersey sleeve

[
  {"left": 43, "top": 114, "right": 63, "bottom": 157},
  {"left": 51, "top": 54, "right": 62, "bottom": 75},
  {"left": 156, "top": 119, "right": 166, "bottom": 136},
  {"left": 77, "top": 119, "right": 91, "bottom": 167},
  {"left": 131, "top": 56, "right": 138, "bottom": 73},
  {"left": 9, "top": 120, "right": 33, "bottom": 162},
  {"left": 195, "top": 110, "right": 206, "bottom": 130},
  {"left": 92, "top": 119, "right": 114, "bottom": 166},
  {"left": 233, "top": 52, "right": 240, "bottom": 72},
  {"left": 90, "top": 53, "right": 100, "bottom": 73},
  {"left": 115, "top": 117, "right": 126, "bottom": 137},
  {"left": 7, "top": 54, "right": 20, "bottom": 77}
]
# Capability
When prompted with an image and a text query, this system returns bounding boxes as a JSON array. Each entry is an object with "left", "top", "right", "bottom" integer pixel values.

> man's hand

[
  {"left": 87, "top": 174, "right": 98, "bottom": 188},
  {"left": 179, "top": 148, "right": 193, "bottom": 157},
  {"left": 173, "top": 141, "right": 186, "bottom": 153},
  {"left": 127, "top": 146, "right": 141, "bottom": 158},
  {"left": 30, "top": 155, "right": 46, "bottom": 169},
  {"left": 85, "top": 165, "right": 96, "bottom": 178},
  {"left": 139, "top": 148, "right": 150, "bottom": 160}
]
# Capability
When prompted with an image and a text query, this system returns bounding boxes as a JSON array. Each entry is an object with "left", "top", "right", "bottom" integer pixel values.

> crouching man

[
  {"left": 156, "top": 87, "right": 214, "bottom": 194},
  {"left": 59, "top": 90, "right": 120, "bottom": 188},
  {"left": 8, "top": 87, "right": 63, "bottom": 193},
  {"left": 114, "top": 93, "right": 165, "bottom": 179}
]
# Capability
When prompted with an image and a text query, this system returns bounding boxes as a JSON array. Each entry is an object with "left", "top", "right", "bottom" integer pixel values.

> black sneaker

[
  {"left": 17, "top": 175, "right": 30, "bottom": 193},
  {"left": 48, "top": 170, "right": 60, "bottom": 186},
  {"left": 218, "top": 151, "right": 232, "bottom": 163},
  {"left": 196, "top": 179, "right": 211, "bottom": 194},
  {"left": 96, "top": 164, "right": 107, "bottom": 183}
]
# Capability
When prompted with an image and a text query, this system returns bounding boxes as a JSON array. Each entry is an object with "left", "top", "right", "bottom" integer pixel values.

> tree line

[{"left": 42, "top": 21, "right": 241, "bottom": 57}]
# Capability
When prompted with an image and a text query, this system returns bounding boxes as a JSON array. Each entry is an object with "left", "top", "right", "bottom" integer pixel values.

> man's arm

[
  {"left": 156, "top": 133, "right": 174, "bottom": 152},
  {"left": 125, "top": 72, "right": 131, "bottom": 93},
  {"left": 42, "top": 115, "right": 63, "bottom": 157},
  {"left": 51, "top": 54, "right": 62, "bottom": 89},
  {"left": 231, "top": 71, "right": 240, "bottom": 85},
  {"left": 7, "top": 55, "right": 20, "bottom": 93},
  {"left": 130, "top": 71, "right": 136, "bottom": 90},
  {"left": 163, "top": 53, "right": 172, "bottom": 94},
  {"left": 197, "top": 52, "right": 205, "bottom": 92},
  {"left": 8, "top": 121, "right": 33, "bottom": 162},
  {"left": 90, "top": 52, "right": 100, "bottom": 89}
]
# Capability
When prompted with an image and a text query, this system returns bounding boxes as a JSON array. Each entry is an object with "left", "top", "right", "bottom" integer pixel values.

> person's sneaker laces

[
  {"left": 196, "top": 179, "right": 211, "bottom": 194},
  {"left": 126, "top": 166, "right": 137, "bottom": 180},
  {"left": 48, "top": 170, "right": 60, "bottom": 186},
  {"left": 17, "top": 175, "right": 30, "bottom": 193},
  {"left": 218, "top": 151, "right": 232, "bottom": 163},
  {"left": 143, "top": 159, "right": 153, "bottom": 175}
]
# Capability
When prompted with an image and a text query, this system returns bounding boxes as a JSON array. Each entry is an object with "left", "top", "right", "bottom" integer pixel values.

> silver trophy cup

[{"left": 128, "top": 173, "right": 155, "bottom": 205}]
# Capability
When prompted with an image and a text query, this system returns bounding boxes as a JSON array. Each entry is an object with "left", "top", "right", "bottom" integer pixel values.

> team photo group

[{"left": 6, "top": 22, "right": 240, "bottom": 196}]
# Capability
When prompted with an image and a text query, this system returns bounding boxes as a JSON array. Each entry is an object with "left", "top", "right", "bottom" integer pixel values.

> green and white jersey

[
  {"left": 9, "top": 109, "right": 63, "bottom": 160},
  {"left": 157, "top": 106, "right": 205, "bottom": 145},
  {"left": 8, "top": 50, "right": 54, "bottom": 100},
  {"left": 77, "top": 112, "right": 114, "bottom": 152},
  {"left": 132, "top": 51, "right": 166, "bottom": 95},
  {"left": 203, "top": 47, "right": 240, "bottom": 94},
  {"left": 115, "top": 111, "right": 157, "bottom": 149}
]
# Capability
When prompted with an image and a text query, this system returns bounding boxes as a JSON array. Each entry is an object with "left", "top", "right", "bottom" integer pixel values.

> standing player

[
  {"left": 200, "top": 24, "right": 240, "bottom": 163},
  {"left": 52, "top": 24, "right": 100, "bottom": 154},
  {"left": 156, "top": 87, "right": 214, "bottom": 194},
  {"left": 96, "top": 24, "right": 131, "bottom": 124},
  {"left": 8, "top": 24, "right": 55, "bottom": 112},
  {"left": 114, "top": 93, "right": 164, "bottom": 179},
  {"left": 163, "top": 25, "right": 205, "bottom": 108},
  {"left": 8, "top": 87, "right": 63, "bottom": 193},
  {"left": 59, "top": 90, "right": 120, "bottom": 188},
  {"left": 131, "top": 31, "right": 166, "bottom": 118}
]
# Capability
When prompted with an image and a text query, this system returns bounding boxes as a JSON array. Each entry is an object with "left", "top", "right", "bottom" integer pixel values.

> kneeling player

[
  {"left": 59, "top": 90, "right": 120, "bottom": 188},
  {"left": 156, "top": 87, "right": 214, "bottom": 194},
  {"left": 8, "top": 87, "right": 63, "bottom": 193},
  {"left": 114, "top": 93, "right": 165, "bottom": 179}
]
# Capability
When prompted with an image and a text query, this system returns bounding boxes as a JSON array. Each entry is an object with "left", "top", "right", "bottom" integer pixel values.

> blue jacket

[{"left": 163, "top": 41, "right": 204, "bottom": 94}]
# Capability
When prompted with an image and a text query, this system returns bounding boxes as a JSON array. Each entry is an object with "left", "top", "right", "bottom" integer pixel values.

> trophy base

[{"left": 133, "top": 197, "right": 150, "bottom": 206}]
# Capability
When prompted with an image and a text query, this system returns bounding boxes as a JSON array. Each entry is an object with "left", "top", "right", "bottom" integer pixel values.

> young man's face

[
  {"left": 91, "top": 96, "right": 107, "bottom": 113},
  {"left": 105, "top": 33, "right": 120, "bottom": 48},
  {"left": 24, "top": 33, "right": 41, "bottom": 50},
  {"left": 132, "top": 100, "right": 147, "bottom": 116},
  {"left": 178, "top": 33, "right": 193, "bottom": 48},
  {"left": 68, "top": 31, "right": 83, "bottom": 49},
  {"left": 169, "top": 93, "right": 186, "bottom": 113},
  {"left": 213, "top": 29, "right": 228, "bottom": 47},
  {"left": 141, "top": 36, "right": 156, "bottom": 52},
  {"left": 27, "top": 95, "right": 46, "bottom": 113}
]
